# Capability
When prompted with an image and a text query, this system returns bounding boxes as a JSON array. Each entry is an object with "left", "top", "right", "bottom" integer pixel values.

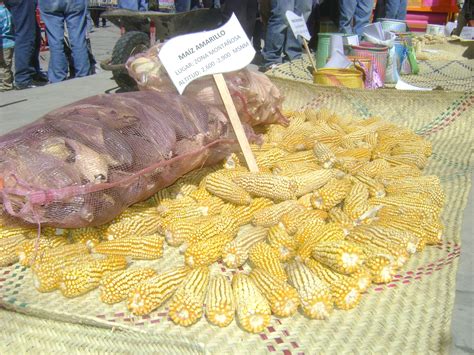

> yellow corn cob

[
  {"left": 255, "top": 148, "right": 288, "bottom": 168},
  {"left": 168, "top": 267, "right": 210, "bottom": 326},
  {"left": 232, "top": 273, "right": 271, "bottom": 333},
  {"left": 391, "top": 140, "right": 432, "bottom": 157},
  {"left": 284, "top": 150, "right": 319, "bottom": 165},
  {"left": 380, "top": 153, "right": 428, "bottom": 170},
  {"left": 0, "top": 226, "right": 36, "bottom": 240},
  {"left": 32, "top": 254, "right": 95, "bottom": 292},
  {"left": 233, "top": 173, "right": 298, "bottom": 201},
  {"left": 343, "top": 181, "right": 370, "bottom": 221},
  {"left": 369, "top": 194, "right": 440, "bottom": 220},
  {"left": 92, "top": 233, "right": 164, "bottom": 260},
  {"left": 296, "top": 192, "right": 314, "bottom": 210},
  {"left": 248, "top": 241, "right": 287, "bottom": 281},
  {"left": 374, "top": 216, "right": 426, "bottom": 252},
  {"left": 272, "top": 160, "right": 321, "bottom": 177},
  {"left": 363, "top": 131, "right": 378, "bottom": 148},
  {"left": 157, "top": 196, "right": 197, "bottom": 217},
  {"left": 313, "top": 141, "right": 336, "bottom": 168},
  {"left": 205, "top": 274, "right": 235, "bottom": 327},
  {"left": 106, "top": 208, "right": 162, "bottom": 240},
  {"left": 222, "top": 225, "right": 268, "bottom": 268},
  {"left": 60, "top": 256, "right": 127, "bottom": 297},
  {"left": 16, "top": 236, "right": 69, "bottom": 267},
  {"left": 69, "top": 228, "right": 102, "bottom": 247},
  {"left": 198, "top": 196, "right": 227, "bottom": 216},
  {"left": 312, "top": 240, "right": 365, "bottom": 274},
  {"left": 188, "top": 187, "right": 213, "bottom": 202},
  {"left": 230, "top": 197, "right": 274, "bottom": 226},
  {"left": 184, "top": 233, "right": 233, "bottom": 267},
  {"left": 336, "top": 157, "right": 366, "bottom": 174},
  {"left": 267, "top": 224, "right": 296, "bottom": 261},
  {"left": 356, "top": 159, "right": 391, "bottom": 178},
  {"left": 153, "top": 189, "right": 172, "bottom": 204},
  {"left": 327, "top": 207, "right": 354, "bottom": 234},
  {"left": 127, "top": 266, "right": 190, "bottom": 316},
  {"left": 223, "top": 152, "right": 244, "bottom": 169},
  {"left": 0, "top": 235, "right": 27, "bottom": 266},
  {"left": 353, "top": 174, "right": 386, "bottom": 198},
  {"left": 162, "top": 205, "right": 209, "bottom": 226},
  {"left": 375, "top": 165, "right": 422, "bottom": 182},
  {"left": 187, "top": 215, "right": 239, "bottom": 246},
  {"left": 99, "top": 268, "right": 157, "bottom": 304},
  {"left": 250, "top": 142, "right": 279, "bottom": 153},
  {"left": 205, "top": 172, "right": 252, "bottom": 205},
  {"left": 249, "top": 268, "right": 299, "bottom": 317},
  {"left": 305, "top": 259, "right": 361, "bottom": 310},
  {"left": 296, "top": 222, "right": 346, "bottom": 262},
  {"left": 286, "top": 260, "right": 333, "bottom": 319},
  {"left": 347, "top": 227, "right": 409, "bottom": 268},
  {"left": 384, "top": 176, "right": 445, "bottom": 208},
  {"left": 421, "top": 218, "right": 444, "bottom": 245},
  {"left": 252, "top": 200, "right": 304, "bottom": 227},
  {"left": 279, "top": 209, "right": 327, "bottom": 236},
  {"left": 164, "top": 217, "right": 205, "bottom": 247},
  {"left": 335, "top": 147, "right": 372, "bottom": 161},
  {"left": 349, "top": 266, "right": 372, "bottom": 293},
  {"left": 173, "top": 183, "right": 199, "bottom": 198},
  {"left": 178, "top": 166, "right": 218, "bottom": 186},
  {"left": 31, "top": 242, "right": 89, "bottom": 266},
  {"left": 359, "top": 225, "right": 421, "bottom": 255},
  {"left": 292, "top": 169, "right": 336, "bottom": 196},
  {"left": 279, "top": 132, "right": 315, "bottom": 152},
  {"left": 361, "top": 247, "right": 394, "bottom": 283},
  {"left": 311, "top": 177, "right": 352, "bottom": 210}
]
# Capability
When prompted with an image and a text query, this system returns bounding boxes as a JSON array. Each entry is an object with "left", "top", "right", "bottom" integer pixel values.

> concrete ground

[{"left": 0, "top": 24, "right": 473, "bottom": 354}]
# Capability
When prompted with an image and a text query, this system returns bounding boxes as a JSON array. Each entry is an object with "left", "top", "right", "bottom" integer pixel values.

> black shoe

[
  {"left": 32, "top": 73, "right": 48, "bottom": 83},
  {"left": 14, "top": 82, "right": 38, "bottom": 90}
]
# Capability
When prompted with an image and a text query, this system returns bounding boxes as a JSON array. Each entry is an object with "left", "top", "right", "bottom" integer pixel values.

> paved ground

[{"left": 0, "top": 25, "right": 473, "bottom": 354}]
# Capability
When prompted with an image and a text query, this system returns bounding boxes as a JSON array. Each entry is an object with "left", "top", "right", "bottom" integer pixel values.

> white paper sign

[
  {"left": 445, "top": 21, "right": 457, "bottom": 36},
  {"left": 158, "top": 14, "right": 255, "bottom": 94},
  {"left": 286, "top": 10, "right": 311, "bottom": 41},
  {"left": 344, "top": 35, "right": 359, "bottom": 46},
  {"left": 395, "top": 78, "right": 432, "bottom": 91},
  {"left": 325, "top": 50, "right": 352, "bottom": 69},
  {"left": 460, "top": 27, "right": 474, "bottom": 40},
  {"left": 330, "top": 34, "right": 344, "bottom": 57}
]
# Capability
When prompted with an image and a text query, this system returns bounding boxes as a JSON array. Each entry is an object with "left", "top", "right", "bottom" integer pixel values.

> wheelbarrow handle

[{"left": 100, "top": 58, "right": 127, "bottom": 71}]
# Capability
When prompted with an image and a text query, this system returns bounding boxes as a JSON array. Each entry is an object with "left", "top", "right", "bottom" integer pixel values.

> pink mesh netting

[{"left": 0, "top": 91, "right": 266, "bottom": 228}]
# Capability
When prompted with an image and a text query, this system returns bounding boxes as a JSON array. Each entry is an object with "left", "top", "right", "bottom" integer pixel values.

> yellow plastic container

[{"left": 313, "top": 68, "right": 364, "bottom": 89}]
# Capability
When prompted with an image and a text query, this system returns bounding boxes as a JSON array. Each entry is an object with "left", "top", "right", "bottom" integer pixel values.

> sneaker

[
  {"left": 32, "top": 72, "right": 48, "bottom": 83},
  {"left": 14, "top": 82, "right": 38, "bottom": 90},
  {"left": 258, "top": 63, "right": 279, "bottom": 73}
]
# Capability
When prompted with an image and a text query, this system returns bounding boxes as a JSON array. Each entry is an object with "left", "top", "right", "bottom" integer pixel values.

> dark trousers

[
  {"left": 5, "top": 0, "right": 41, "bottom": 85},
  {"left": 222, "top": 0, "right": 258, "bottom": 40}
]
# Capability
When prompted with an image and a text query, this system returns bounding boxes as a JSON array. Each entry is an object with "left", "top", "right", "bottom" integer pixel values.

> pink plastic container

[{"left": 349, "top": 42, "right": 389, "bottom": 82}]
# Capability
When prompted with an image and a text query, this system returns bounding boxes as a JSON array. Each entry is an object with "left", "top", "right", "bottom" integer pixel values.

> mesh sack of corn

[
  {"left": 0, "top": 90, "right": 278, "bottom": 228},
  {"left": 125, "top": 43, "right": 288, "bottom": 127},
  {"left": 0, "top": 107, "right": 447, "bottom": 336}
]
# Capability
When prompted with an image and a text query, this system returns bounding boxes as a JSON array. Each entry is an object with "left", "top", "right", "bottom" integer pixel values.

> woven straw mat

[
  {"left": 1, "top": 81, "right": 473, "bottom": 354},
  {"left": 266, "top": 54, "right": 474, "bottom": 92}
]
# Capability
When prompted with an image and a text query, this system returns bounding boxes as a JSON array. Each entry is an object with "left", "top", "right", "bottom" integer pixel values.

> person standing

[
  {"left": 118, "top": 0, "right": 148, "bottom": 11},
  {"left": 385, "top": 0, "right": 407, "bottom": 20},
  {"left": 339, "top": 0, "right": 374, "bottom": 35},
  {"left": 222, "top": 0, "right": 258, "bottom": 40},
  {"left": 261, "top": 0, "right": 313, "bottom": 70},
  {"left": 5, "top": 0, "right": 46, "bottom": 89},
  {"left": 0, "top": 1, "right": 14, "bottom": 91},
  {"left": 39, "top": 0, "right": 90, "bottom": 83}
]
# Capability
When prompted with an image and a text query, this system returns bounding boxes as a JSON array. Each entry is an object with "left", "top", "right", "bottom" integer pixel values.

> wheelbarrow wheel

[{"left": 111, "top": 31, "right": 149, "bottom": 90}]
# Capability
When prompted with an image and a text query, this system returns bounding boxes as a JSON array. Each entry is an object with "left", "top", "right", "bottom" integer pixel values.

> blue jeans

[
  {"left": 39, "top": 0, "right": 90, "bottom": 83},
  {"left": 118, "top": 0, "right": 148, "bottom": 11},
  {"left": 5, "top": 0, "right": 42, "bottom": 86},
  {"left": 262, "top": 0, "right": 313, "bottom": 66},
  {"left": 386, "top": 0, "right": 407, "bottom": 20},
  {"left": 339, "top": 0, "right": 374, "bottom": 35}
]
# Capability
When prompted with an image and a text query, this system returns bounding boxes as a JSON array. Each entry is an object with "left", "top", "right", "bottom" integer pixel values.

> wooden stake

[
  {"left": 213, "top": 73, "right": 259, "bottom": 173},
  {"left": 302, "top": 38, "right": 317, "bottom": 73}
]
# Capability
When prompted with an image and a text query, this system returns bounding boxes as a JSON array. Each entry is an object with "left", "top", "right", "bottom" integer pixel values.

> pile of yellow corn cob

[{"left": 0, "top": 109, "right": 445, "bottom": 333}]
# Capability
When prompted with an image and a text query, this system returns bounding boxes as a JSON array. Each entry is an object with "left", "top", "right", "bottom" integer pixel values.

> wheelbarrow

[{"left": 100, "top": 8, "right": 223, "bottom": 90}]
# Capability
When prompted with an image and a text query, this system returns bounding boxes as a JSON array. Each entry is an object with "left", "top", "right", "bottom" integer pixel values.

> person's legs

[
  {"left": 245, "top": 0, "right": 259, "bottom": 41},
  {"left": 339, "top": 0, "right": 357, "bottom": 34},
  {"left": 285, "top": 0, "right": 312, "bottom": 60},
  {"left": 175, "top": 0, "right": 191, "bottom": 12},
  {"left": 39, "top": 1, "right": 68, "bottom": 83},
  {"left": 396, "top": 0, "right": 407, "bottom": 20},
  {"left": 353, "top": 0, "right": 374, "bottom": 35},
  {"left": 262, "top": 0, "right": 294, "bottom": 66},
  {"left": 65, "top": 0, "right": 90, "bottom": 78},
  {"left": 0, "top": 47, "right": 14, "bottom": 91},
  {"left": 5, "top": 0, "right": 38, "bottom": 86},
  {"left": 385, "top": 0, "right": 400, "bottom": 19}
]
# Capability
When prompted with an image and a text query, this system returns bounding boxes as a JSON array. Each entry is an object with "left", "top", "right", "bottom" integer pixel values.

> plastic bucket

[
  {"left": 347, "top": 56, "right": 374, "bottom": 88},
  {"left": 379, "top": 18, "right": 407, "bottom": 32},
  {"left": 313, "top": 68, "right": 364, "bottom": 89},
  {"left": 349, "top": 42, "right": 389, "bottom": 82},
  {"left": 316, "top": 33, "right": 344, "bottom": 68}
]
